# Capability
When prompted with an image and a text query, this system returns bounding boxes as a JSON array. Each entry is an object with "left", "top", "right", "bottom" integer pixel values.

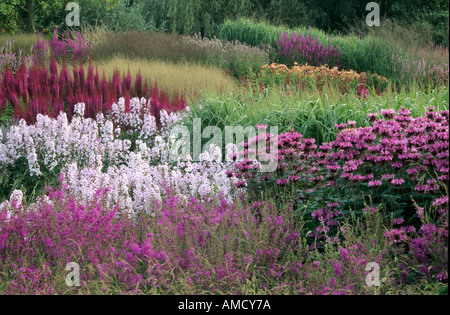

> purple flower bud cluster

[
  {"left": 49, "top": 26, "right": 93, "bottom": 63},
  {"left": 0, "top": 39, "right": 33, "bottom": 73},
  {"left": 0, "top": 185, "right": 392, "bottom": 294},
  {"left": 276, "top": 32, "right": 342, "bottom": 68},
  {"left": 32, "top": 31, "right": 50, "bottom": 67}
]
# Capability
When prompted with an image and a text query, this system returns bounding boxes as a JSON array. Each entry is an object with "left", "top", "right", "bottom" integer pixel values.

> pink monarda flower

[
  {"left": 381, "top": 109, "right": 396, "bottom": 119},
  {"left": 367, "top": 112, "right": 378, "bottom": 122},
  {"left": 368, "top": 180, "right": 382, "bottom": 187},
  {"left": 391, "top": 178, "right": 405, "bottom": 186},
  {"left": 347, "top": 120, "right": 357, "bottom": 129}
]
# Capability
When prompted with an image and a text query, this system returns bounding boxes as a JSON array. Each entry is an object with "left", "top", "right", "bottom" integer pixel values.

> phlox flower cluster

[
  {"left": 60, "top": 143, "right": 243, "bottom": 217},
  {"left": 0, "top": 98, "right": 242, "bottom": 214}
]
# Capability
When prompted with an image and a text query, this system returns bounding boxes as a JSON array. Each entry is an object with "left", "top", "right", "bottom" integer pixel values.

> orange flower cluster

[{"left": 259, "top": 63, "right": 389, "bottom": 95}]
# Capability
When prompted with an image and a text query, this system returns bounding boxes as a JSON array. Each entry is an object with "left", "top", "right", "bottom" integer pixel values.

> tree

[{"left": 0, "top": 0, "right": 120, "bottom": 33}]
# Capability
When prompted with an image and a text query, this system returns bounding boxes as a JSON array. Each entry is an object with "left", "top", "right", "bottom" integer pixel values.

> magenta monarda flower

[
  {"left": 368, "top": 180, "right": 382, "bottom": 187},
  {"left": 391, "top": 178, "right": 405, "bottom": 186}
]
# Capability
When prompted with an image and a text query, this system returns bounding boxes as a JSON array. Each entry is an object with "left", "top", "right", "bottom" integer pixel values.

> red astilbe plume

[
  {"left": 50, "top": 82, "right": 60, "bottom": 115},
  {"left": 59, "top": 60, "right": 71, "bottom": 99},
  {"left": 66, "top": 83, "right": 75, "bottom": 120},
  {"left": 85, "top": 90, "right": 94, "bottom": 119},
  {"left": 112, "top": 68, "right": 122, "bottom": 99},
  {"left": 94, "top": 66, "right": 100, "bottom": 92},
  {"left": 72, "top": 63, "right": 79, "bottom": 93},
  {"left": 123, "top": 88, "right": 131, "bottom": 113},
  {"left": 86, "top": 59, "right": 95, "bottom": 97},
  {"left": 171, "top": 90, "right": 187, "bottom": 113},
  {"left": 78, "top": 61, "right": 85, "bottom": 93},
  {"left": 38, "top": 94, "right": 50, "bottom": 117},
  {"left": 135, "top": 70, "right": 143, "bottom": 98},
  {"left": 38, "top": 66, "right": 51, "bottom": 100},
  {"left": 49, "top": 56, "right": 58, "bottom": 86},
  {"left": 124, "top": 67, "right": 132, "bottom": 95},
  {"left": 16, "top": 58, "right": 28, "bottom": 103},
  {"left": 100, "top": 71, "right": 108, "bottom": 99},
  {"left": 150, "top": 82, "right": 162, "bottom": 125},
  {"left": 9, "top": 90, "right": 25, "bottom": 121},
  {"left": 50, "top": 58, "right": 60, "bottom": 103},
  {"left": 158, "top": 89, "right": 171, "bottom": 113},
  {"left": 26, "top": 97, "right": 40, "bottom": 124},
  {"left": 143, "top": 79, "right": 150, "bottom": 100},
  {"left": 27, "top": 66, "right": 39, "bottom": 101},
  {"left": 51, "top": 96, "right": 64, "bottom": 118},
  {"left": 3, "top": 65, "right": 15, "bottom": 95}
]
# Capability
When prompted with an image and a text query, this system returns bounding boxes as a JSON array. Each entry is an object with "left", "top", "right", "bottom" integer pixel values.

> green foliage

[
  {"left": 0, "top": 32, "right": 38, "bottom": 49},
  {"left": 185, "top": 86, "right": 449, "bottom": 154},
  {"left": 420, "top": 10, "right": 450, "bottom": 47},
  {"left": 141, "top": 0, "right": 254, "bottom": 37},
  {"left": 217, "top": 19, "right": 409, "bottom": 81},
  {"left": 0, "top": 0, "right": 121, "bottom": 34},
  {"left": 88, "top": 31, "right": 210, "bottom": 65},
  {"left": 0, "top": 0, "right": 21, "bottom": 33},
  {"left": 76, "top": 0, "right": 149, "bottom": 32},
  {"left": 183, "top": 33, "right": 270, "bottom": 80}
]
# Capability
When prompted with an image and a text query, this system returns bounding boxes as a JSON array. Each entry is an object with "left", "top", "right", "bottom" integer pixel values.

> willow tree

[{"left": 142, "top": 0, "right": 254, "bottom": 36}]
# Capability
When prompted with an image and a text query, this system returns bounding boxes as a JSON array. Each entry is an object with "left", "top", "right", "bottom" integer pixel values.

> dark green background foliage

[{"left": 1, "top": 0, "right": 448, "bottom": 46}]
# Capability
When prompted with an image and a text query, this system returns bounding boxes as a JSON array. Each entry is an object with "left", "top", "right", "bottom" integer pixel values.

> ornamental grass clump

[
  {"left": 183, "top": 33, "right": 270, "bottom": 80},
  {"left": 0, "top": 39, "right": 33, "bottom": 73}
]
